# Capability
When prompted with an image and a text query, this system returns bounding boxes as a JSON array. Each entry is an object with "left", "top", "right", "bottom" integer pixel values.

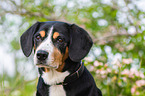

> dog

[{"left": 20, "top": 21, "right": 102, "bottom": 96}]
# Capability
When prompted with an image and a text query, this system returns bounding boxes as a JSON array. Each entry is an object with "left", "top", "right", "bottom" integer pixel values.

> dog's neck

[{"left": 62, "top": 57, "right": 81, "bottom": 73}]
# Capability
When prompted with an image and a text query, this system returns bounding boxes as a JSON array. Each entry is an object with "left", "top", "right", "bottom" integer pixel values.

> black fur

[
  {"left": 20, "top": 22, "right": 41, "bottom": 57},
  {"left": 20, "top": 21, "right": 102, "bottom": 96},
  {"left": 69, "top": 24, "right": 93, "bottom": 62}
]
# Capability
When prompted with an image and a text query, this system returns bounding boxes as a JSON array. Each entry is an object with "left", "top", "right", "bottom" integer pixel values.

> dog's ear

[
  {"left": 69, "top": 24, "right": 93, "bottom": 62},
  {"left": 20, "top": 22, "right": 41, "bottom": 57}
]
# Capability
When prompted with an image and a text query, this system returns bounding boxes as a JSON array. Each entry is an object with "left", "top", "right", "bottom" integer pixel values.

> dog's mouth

[
  {"left": 36, "top": 64, "right": 50, "bottom": 68},
  {"left": 36, "top": 64, "right": 58, "bottom": 69}
]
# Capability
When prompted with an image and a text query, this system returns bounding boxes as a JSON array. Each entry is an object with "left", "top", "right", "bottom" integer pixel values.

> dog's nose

[{"left": 37, "top": 50, "right": 48, "bottom": 61}]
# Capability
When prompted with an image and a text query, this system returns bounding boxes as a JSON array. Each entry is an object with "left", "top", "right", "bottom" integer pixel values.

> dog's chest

[
  {"left": 41, "top": 69, "right": 69, "bottom": 96},
  {"left": 49, "top": 85, "right": 66, "bottom": 96}
]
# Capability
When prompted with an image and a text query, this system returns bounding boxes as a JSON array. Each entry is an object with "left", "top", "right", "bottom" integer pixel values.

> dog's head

[{"left": 20, "top": 21, "right": 93, "bottom": 71}]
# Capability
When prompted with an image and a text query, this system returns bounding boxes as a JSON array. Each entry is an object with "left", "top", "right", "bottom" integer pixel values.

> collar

[{"left": 56, "top": 62, "right": 84, "bottom": 85}]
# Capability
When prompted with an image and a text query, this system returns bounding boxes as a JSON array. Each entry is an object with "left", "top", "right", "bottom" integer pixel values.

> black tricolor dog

[{"left": 20, "top": 21, "right": 102, "bottom": 96}]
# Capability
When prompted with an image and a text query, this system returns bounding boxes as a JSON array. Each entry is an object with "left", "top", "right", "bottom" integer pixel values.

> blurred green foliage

[{"left": 0, "top": 0, "right": 145, "bottom": 95}]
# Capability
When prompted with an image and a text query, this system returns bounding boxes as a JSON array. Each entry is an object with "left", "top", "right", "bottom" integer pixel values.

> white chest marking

[
  {"left": 49, "top": 85, "right": 66, "bottom": 96},
  {"left": 42, "top": 69, "right": 69, "bottom": 96},
  {"left": 42, "top": 69, "right": 69, "bottom": 85}
]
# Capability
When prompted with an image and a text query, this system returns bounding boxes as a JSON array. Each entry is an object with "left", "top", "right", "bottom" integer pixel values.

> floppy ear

[
  {"left": 20, "top": 22, "right": 41, "bottom": 57},
  {"left": 69, "top": 24, "right": 93, "bottom": 62}
]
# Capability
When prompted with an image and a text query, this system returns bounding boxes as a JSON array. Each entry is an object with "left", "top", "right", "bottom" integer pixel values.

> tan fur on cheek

[
  {"left": 56, "top": 47, "right": 69, "bottom": 72},
  {"left": 51, "top": 47, "right": 63, "bottom": 69},
  {"left": 63, "top": 47, "right": 69, "bottom": 61}
]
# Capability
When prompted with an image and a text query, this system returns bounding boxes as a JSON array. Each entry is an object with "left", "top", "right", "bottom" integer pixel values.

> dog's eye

[
  {"left": 36, "top": 35, "right": 41, "bottom": 40},
  {"left": 57, "top": 38, "right": 63, "bottom": 43}
]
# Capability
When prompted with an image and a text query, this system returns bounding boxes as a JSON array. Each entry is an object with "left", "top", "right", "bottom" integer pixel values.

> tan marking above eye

[
  {"left": 40, "top": 30, "right": 45, "bottom": 37},
  {"left": 53, "top": 32, "right": 60, "bottom": 39}
]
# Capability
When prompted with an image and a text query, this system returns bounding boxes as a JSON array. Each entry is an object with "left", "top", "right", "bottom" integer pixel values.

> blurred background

[{"left": 0, "top": 0, "right": 145, "bottom": 95}]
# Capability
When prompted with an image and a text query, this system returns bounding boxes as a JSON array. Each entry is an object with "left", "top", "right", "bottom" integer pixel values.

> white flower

[
  {"left": 94, "top": 61, "right": 100, "bottom": 66},
  {"left": 140, "top": 72, "right": 145, "bottom": 78},
  {"left": 94, "top": 61, "right": 103, "bottom": 66},
  {"left": 89, "top": 66, "right": 94, "bottom": 71},
  {"left": 122, "top": 58, "right": 133, "bottom": 64},
  {"left": 122, "top": 77, "right": 127, "bottom": 82},
  {"left": 84, "top": 57, "right": 93, "bottom": 62},
  {"left": 107, "top": 68, "right": 112, "bottom": 73},
  {"left": 121, "top": 69, "right": 130, "bottom": 75},
  {"left": 131, "top": 87, "right": 136, "bottom": 94},
  {"left": 136, "top": 80, "right": 145, "bottom": 87}
]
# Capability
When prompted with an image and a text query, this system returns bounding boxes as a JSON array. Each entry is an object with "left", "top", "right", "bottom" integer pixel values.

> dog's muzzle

[{"left": 35, "top": 50, "right": 58, "bottom": 69}]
